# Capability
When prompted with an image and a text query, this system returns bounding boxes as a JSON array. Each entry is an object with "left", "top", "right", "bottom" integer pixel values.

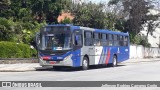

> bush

[
  {"left": 0, "top": 41, "right": 37, "bottom": 58},
  {"left": 130, "top": 33, "right": 151, "bottom": 47}
]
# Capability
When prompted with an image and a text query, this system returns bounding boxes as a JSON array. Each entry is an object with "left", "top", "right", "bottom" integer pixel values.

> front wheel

[
  {"left": 111, "top": 56, "right": 117, "bottom": 67},
  {"left": 82, "top": 57, "right": 89, "bottom": 70}
]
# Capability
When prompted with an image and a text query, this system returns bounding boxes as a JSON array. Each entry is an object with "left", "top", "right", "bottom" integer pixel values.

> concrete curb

[
  {"left": 0, "top": 59, "right": 38, "bottom": 64},
  {"left": 0, "top": 69, "right": 35, "bottom": 72}
]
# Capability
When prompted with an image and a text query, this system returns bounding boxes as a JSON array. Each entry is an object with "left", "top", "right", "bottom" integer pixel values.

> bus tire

[
  {"left": 111, "top": 55, "right": 117, "bottom": 67},
  {"left": 82, "top": 57, "right": 89, "bottom": 70}
]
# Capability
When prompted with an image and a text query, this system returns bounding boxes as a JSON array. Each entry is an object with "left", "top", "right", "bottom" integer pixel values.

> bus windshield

[{"left": 38, "top": 26, "right": 72, "bottom": 51}]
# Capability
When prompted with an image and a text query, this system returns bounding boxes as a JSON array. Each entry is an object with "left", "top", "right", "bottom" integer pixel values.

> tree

[
  {"left": 0, "top": 0, "right": 11, "bottom": 10},
  {"left": 0, "top": 18, "right": 15, "bottom": 41},
  {"left": 70, "top": 2, "right": 108, "bottom": 29},
  {"left": 108, "top": 0, "right": 160, "bottom": 46},
  {"left": 108, "top": 0, "right": 159, "bottom": 35},
  {"left": 31, "top": 0, "right": 71, "bottom": 23}
]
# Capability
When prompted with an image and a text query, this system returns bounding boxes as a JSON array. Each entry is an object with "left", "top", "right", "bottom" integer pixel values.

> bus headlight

[{"left": 64, "top": 54, "right": 72, "bottom": 61}]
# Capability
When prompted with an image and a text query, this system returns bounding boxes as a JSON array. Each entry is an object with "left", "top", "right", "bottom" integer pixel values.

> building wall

[{"left": 130, "top": 45, "right": 160, "bottom": 59}]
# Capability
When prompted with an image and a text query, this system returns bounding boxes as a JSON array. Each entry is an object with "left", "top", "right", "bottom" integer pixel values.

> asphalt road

[{"left": 0, "top": 59, "right": 160, "bottom": 90}]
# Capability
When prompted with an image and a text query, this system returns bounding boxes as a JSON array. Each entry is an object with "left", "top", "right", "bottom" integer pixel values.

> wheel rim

[
  {"left": 113, "top": 57, "right": 117, "bottom": 66},
  {"left": 83, "top": 59, "right": 88, "bottom": 68}
]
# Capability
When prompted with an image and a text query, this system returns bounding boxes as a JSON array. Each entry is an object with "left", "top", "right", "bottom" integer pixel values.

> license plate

[
  {"left": 50, "top": 61, "right": 56, "bottom": 64},
  {"left": 46, "top": 61, "right": 56, "bottom": 64}
]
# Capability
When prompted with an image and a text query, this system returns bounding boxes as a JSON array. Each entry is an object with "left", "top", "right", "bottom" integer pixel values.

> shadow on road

[{"left": 35, "top": 64, "right": 126, "bottom": 72}]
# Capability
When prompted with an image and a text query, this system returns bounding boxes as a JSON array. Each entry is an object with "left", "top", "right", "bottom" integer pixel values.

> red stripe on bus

[{"left": 105, "top": 48, "right": 110, "bottom": 64}]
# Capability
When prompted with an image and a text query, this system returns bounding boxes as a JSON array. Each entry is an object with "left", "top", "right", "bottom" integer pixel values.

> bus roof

[{"left": 46, "top": 24, "right": 129, "bottom": 36}]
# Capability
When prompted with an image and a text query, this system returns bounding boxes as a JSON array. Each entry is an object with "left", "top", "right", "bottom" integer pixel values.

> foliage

[
  {"left": 130, "top": 33, "right": 151, "bottom": 47},
  {"left": 30, "top": 0, "right": 71, "bottom": 23},
  {"left": 0, "top": 18, "right": 15, "bottom": 41},
  {"left": 0, "top": 41, "right": 37, "bottom": 58},
  {"left": 0, "top": 17, "right": 46, "bottom": 44},
  {"left": 0, "top": 0, "right": 159, "bottom": 51},
  {"left": 69, "top": 2, "right": 128, "bottom": 31},
  {"left": 0, "top": 0, "right": 11, "bottom": 11},
  {"left": 60, "top": 17, "right": 72, "bottom": 24}
]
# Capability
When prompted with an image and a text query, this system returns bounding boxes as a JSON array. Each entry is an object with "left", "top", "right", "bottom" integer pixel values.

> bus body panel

[{"left": 71, "top": 49, "right": 81, "bottom": 67}]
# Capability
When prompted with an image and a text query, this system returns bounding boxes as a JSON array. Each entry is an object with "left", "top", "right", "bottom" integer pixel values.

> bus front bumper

[{"left": 39, "top": 57, "right": 73, "bottom": 67}]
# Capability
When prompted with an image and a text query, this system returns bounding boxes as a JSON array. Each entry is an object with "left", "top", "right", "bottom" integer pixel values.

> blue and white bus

[{"left": 36, "top": 24, "right": 129, "bottom": 70}]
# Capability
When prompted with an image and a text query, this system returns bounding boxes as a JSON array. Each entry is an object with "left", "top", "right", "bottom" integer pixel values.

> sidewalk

[
  {"left": 0, "top": 58, "right": 159, "bottom": 72},
  {"left": 0, "top": 63, "right": 40, "bottom": 72},
  {"left": 121, "top": 58, "right": 160, "bottom": 64}
]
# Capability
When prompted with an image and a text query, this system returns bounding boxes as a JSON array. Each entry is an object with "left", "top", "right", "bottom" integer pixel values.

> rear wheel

[
  {"left": 82, "top": 57, "right": 89, "bottom": 70},
  {"left": 111, "top": 55, "right": 117, "bottom": 67}
]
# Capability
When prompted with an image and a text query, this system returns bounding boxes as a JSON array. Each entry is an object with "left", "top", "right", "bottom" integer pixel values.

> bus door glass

[
  {"left": 84, "top": 31, "right": 94, "bottom": 63},
  {"left": 73, "top": 30, "right": 83, "bottom": 50},
  {"left": 72, "top": 29, "right": 83, "bottom": 66}
]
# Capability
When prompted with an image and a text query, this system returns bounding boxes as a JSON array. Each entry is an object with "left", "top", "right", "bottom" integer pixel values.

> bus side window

[
  {"left": 75, "top": 34, "right": 82, "bottom": 46},
  {"left": 84, "top": 31, "right": 92, "bottom": 46},
  {"left": 124, "top": 36, "right": 128, "bottom": 46},
  {"left": 113, "top": 35, "right": 119, "bottom": 46},
  {"left": 119, "top": 35, "right": 124, "bottom": 46},
  {"left": 93, "top": 33, "right": 101, "bottom": 46},
  {"left": 108, "top": 34, "right": 113, "bottom": 46},
  {"left": 101, "top": 34, "right": 107, "bottom": 46}
]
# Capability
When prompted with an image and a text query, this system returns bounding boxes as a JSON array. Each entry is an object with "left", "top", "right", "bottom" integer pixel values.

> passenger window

[
  {"left": 114, "top": 35, "right": 118, "bottom": 40},
  {"left": 119, "top": 35, "right": 124, "bottom": 46},
  {"left": 108, "top": 34, "right": 113, "bottom": 46},
  {"left": 102, "top": 34, "right": 106, "bottom": 40},
  {"left": 124, "top": 36, "right": 128, "bottom": 46},
  {"left": 93, "top": 33, "right": 101, "bottom": 46},
  {"left": 84, "top": 31, "right": 93, "bottom": 46},
  {"left": 109, "top": 34, "right": 113, "bottom": 40},
  {"left": 101, "top": 34, "right": 107, "bottom": 46},
  {"left": 113, "top": 35, "right": 119, "bottom": 46}
]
